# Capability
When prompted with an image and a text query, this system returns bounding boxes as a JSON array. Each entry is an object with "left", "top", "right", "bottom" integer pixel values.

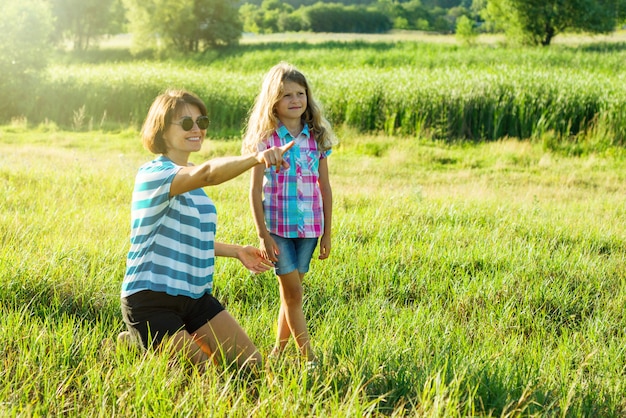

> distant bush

[
  {"left": 241, "top": 1, "right": 392, "bottom": 34},
  {"left": 301, "top": 3, "right": 392, "bottom": 33},
  {"left": 455, "top": 15, "right": 477, "bottom": 45}
]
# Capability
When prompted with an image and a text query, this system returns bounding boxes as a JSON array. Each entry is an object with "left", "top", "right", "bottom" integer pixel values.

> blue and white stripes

[{"left": 122, "top": 156, "right": 217, "bottom": 299}]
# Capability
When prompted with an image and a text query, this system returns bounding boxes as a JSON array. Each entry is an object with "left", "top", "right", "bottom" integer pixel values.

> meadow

[
  {"left": 1, "top": 33, "right": 626, "bottom": 416},
  {"left": 2, "top": 122, "right": 626, "bottom": 416}
]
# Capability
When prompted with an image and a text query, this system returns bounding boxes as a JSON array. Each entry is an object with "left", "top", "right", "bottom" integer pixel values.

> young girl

[{"left": 242, "top": 62, "right": 337, "bottom": 366}]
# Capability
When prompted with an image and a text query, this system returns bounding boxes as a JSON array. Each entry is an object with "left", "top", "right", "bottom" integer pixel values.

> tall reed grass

[{"left": 13, "top": 40, "right": 626, "bottom": 145}]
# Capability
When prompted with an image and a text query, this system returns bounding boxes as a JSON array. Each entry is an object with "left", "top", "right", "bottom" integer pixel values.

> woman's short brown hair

[{"left": 141, "top": 89, "right": 208, "bottom": 154}]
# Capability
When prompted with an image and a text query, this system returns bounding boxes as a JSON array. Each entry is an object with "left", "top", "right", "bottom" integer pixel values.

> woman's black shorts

[{"left": 121, "top": 290, "right": 225, "bottom": 349}]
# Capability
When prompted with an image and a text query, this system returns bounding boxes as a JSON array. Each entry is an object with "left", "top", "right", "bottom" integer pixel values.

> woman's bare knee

[{"left": 203, "top": 312, "right": 261, "bottom": 369}]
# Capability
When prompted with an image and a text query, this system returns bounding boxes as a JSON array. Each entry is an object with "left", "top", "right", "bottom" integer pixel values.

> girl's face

[
  {"left": 275, "top": 81, "right": 307, "bottom": 124},
  {"left": 162, "top": 104, "right": 206, "bottom": 164}
]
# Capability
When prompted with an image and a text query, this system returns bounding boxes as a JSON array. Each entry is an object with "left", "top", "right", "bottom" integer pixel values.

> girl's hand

[
  {"left": 256, "top": 141, "right": 295, "bottom": 172},
  {"left": 318, "top": 234, "right": 331, "bottom": 260},
  {"left": 260, "top": 235, "right": 280, "bottom": 263},
  {"left": 236, "top": 245, "right": 274, "bottom": 274}
]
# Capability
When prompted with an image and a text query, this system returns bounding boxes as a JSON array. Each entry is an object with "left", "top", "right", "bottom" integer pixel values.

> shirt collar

[{"left": 277, "top": 123, "right": 310, "bottom": 140}]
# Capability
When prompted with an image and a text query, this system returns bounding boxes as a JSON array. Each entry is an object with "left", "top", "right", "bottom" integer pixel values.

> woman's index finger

[{"left": 281, "top": 140, "right": 295, "bottom": 153}]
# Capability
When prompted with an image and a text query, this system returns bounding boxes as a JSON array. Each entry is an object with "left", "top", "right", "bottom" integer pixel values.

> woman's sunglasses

[{"left": 173, "top": 116, "right": 210, "bottom": 131}]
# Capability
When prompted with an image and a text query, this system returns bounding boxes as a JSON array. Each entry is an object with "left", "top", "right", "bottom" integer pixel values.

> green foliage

[
  {"left": 242, "top": 0, "right": 418, "bottom": 34},
  {"left": 194, "top": 0, "right": 243, "bottom": 48},
  {"left": 301, "top": 2, "right": 392, "bottom": 33},
  {"left": 49, "top": 0, "right": 124, "bottom": 51},
  {"left": 483, "top": 0, "right": 622, "bottom": 46},
  {"left": 240, "top": 0, "right": 301, "bottom": 34},
  {"left": 455, "top": 14, "right": 477, "bottom": 44},
  {"left": 354, "top": 0, "right": 460, "bottom": 32},
  {"left": 242, "top": 0, "right": 384, "bottom": 7},
  {"left": 123, "top": 0, "right": 241, "bottom": 54},
  {"left": 384, "top": 0, "right": 435, "bottom": 31},
  {"left": 0, "top": 0, "right": 53, "bottom": 122},
  {"left": 239, "top": 3, "right": 261, "bottom": 33},
  {"left": 422, "top": 0, "right": 464, "bottom": 7}
]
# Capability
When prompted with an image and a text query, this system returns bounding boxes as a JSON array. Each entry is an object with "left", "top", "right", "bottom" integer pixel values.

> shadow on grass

[
  {"left": 577, "top": 41, "right": 626, "bottom": 53},
  {"left": 54, "top": 40, "right": 397, "bottom": 65},
  {"left": 1, "top": 268, "right": 120, "bottom": 328}
]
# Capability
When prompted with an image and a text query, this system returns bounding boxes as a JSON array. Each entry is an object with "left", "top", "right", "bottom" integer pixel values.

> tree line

[{"left": 11, "top": 0, "right": 625, "bottom": 54}]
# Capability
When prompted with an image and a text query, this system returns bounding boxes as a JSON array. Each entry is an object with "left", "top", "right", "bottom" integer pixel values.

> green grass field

[{"left": 1, "top": 120, "right": 625, "bottom": 415}]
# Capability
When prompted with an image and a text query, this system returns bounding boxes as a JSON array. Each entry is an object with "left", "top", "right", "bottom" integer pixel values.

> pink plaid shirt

[{"left": 260, "top": 124, "right": 331, "bottom": 238}]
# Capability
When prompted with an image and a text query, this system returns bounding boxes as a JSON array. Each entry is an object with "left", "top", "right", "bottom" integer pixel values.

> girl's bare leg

[
  {"left": 272, "top": 302, "right": 291, "bottom": 357},
  {"left": 276, "top": 270, "right": 315, "bottom": 361}
]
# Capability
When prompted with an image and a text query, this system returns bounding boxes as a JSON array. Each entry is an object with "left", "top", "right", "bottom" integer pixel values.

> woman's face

[
  {"left": 162, "top": 104, "right": 206, "bottom": 163},
  {"left": 275, "top": 81, "right": 307, "bottom": 124}
]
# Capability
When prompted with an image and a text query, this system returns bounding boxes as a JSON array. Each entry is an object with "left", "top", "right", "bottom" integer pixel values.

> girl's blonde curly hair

[{"left": 242, "top": 62, "right": 337, "bottom": 154}]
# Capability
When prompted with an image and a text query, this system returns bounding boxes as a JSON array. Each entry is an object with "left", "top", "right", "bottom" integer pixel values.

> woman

[{"left": 120, "top": 89, "right": 293, "bottom": 372}]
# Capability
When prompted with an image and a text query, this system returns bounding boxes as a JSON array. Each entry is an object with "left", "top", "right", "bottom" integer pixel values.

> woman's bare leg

[
  {"left": 167, "top": 329, "right": 211, "bottom": 373},
  {"left": 193, "top": 311, "right": 262, "bottom": 369}
]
